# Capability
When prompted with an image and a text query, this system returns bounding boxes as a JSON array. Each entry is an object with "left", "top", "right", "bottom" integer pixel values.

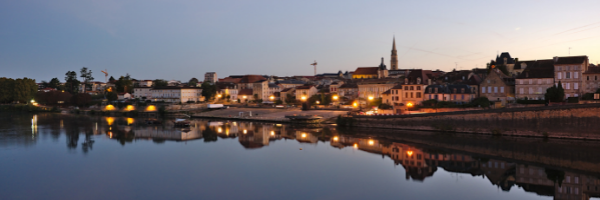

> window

[
  {"left": 500, "top": 87, "right": 504, "bottom": 93},
  {"left": 558, "top": 72, "right": 562, "bottom": 79},
  {"left": 416, "top": 92, "right": 421, "bottom": 98},
  {"left": 410, "top": 86, "right": 414, "bottom": 90},
  {"left": 566, "top": 83, "right": 570, "bottom": 89},
  {"left": 574, "top": 72, "right": 578, "bottom": 79},
  {"left": 539, "top": 87, "right": 542, "bottom": 93},
  {"left": 410, "top": 92, "right": 414, "bottom": 98},
  {"left": 416, "top": 86, "right": 421, "bottom": 90},
  {"left": 519, "top": 80, "right": 523, "bottom": 84},
  {"left": 404, "top": 86, "right": 408, "bottom": 90},
  {"left": 453, "top": 95, "right": 456, "bottom": 100},
  {"left": 461, "top": 95, "right": 465, "bottom": 100},
  {"left": 405, "top": 92, "right": 408, "bottom": 98},
  {"left": 574, "top": 83, "right": 578, "bottom": 89},
  {"left": 482, "top": 87, "right": 486, "bottom": 93},
  {"left": 488, "top": 86, "right": 491, "bottom": 93},
  {"left": 520, "top": 88, "right": 524, "bottom": 94},
  {"left": 529, "top": 87, "right": 533, "bottom": 94},
  {"left": 596, "top": 76, "right": 598, "bottom": 80},
  {"left": 494, "top": 87, "right": 498, "bottom": 93},
  {"left": 566, "top": 72, "right": 571, "bottom": 79},
  {"left": 587, "top": 76, "right": 590, "bottom": 81},
  {"left": 529, "top": 79, "right": 533, "bottom": 84}
]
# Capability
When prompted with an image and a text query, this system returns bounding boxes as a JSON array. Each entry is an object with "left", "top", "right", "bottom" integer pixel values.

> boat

[{"left": 173, "top": 118, "right": 190, "bottom": 127}]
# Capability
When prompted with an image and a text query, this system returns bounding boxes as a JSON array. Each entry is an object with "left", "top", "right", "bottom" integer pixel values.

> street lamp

[
  {"left": 407, "top": 102, "right": 413, "bottom": 114},
  {"left": 269, "top": 96, "right": 275, "bottom": 100},
  {"left": 301, "top": 96, "right": 307, "bottom": 101},
  {"left": 332, "top": 95, "right": 339, "bottom": 100}
]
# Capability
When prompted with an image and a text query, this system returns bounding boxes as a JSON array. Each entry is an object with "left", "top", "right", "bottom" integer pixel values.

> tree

[
  {"left": 545, "top": 82, "right": 565, "bottom": 102},
  {"left": 49, "top": 78, "right": 61, "bottom": 89},
  {"left": 79, "top": 67, "right": 94, "bottom": 93},
  {"left": 285, "top": 93, "right": 296, "bottom": 104},
  {"left": 188, "top": 78, "right": 199, "bottom": 87},
  {"left": 201, "top": 82, "right": 217, "bottom": 100},
  {"left": 64, "top": 71, "right": 80, "bottom": 94},
  {"left": 0, "top": 77, "right": 15, "bottom": 103},
  {"left": 115, "top": 74, "right": 133, "bottom": 93},
  {"left": 0, "top": 78, "right": 37, "bottom": 104},
  {"left": 41, "top": 81, "right": 49, "bottom": 89},
  {"left": 106, "top": 91, "right": 118, "bottom": 101},
  {"left": 153, "top": 79, "right": 168, "bottom": 87}
]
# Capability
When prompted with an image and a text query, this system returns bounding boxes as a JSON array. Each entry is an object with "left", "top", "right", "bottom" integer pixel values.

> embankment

[{"left": 351, "top": 103, "right": 600, "bottom": 140}]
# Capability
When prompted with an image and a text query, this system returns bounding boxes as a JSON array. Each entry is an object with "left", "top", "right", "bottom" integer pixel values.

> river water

[{"left": 1, "top": 113, "right": 599, "bottom": 200}]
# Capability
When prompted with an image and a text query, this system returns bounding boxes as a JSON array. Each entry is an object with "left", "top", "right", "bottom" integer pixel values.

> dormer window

[
  {"left": 453, "top": 88, "right": 457, "bottom": 93},
  {"left": 434, "top": 88, "right": 438, "bottom": 93},
  {"left": 461, "top": 88, "right": 465, "bottom": 93}
]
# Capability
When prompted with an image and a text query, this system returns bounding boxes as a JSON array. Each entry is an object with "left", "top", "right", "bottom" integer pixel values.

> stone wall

[{"left": 352, "top": 104, "right": 600, "bottom": 140}]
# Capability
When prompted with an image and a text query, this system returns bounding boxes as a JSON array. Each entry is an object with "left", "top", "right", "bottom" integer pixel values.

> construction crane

[
  {"left": 310, "top": 61, "right": 317, "bottom": 76},
  {"left": 101, "top": 69, "right": 108, "bottom": 83}
]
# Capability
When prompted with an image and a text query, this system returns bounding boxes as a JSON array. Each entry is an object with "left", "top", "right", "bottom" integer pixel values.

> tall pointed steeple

[{"left": 390, "top": 36, "right": 398, "bottom": 70}]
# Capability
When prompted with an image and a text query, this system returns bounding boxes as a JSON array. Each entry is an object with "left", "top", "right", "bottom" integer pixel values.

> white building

[
  {"left": 151, "top": 87, "right": 204, "bottom": 103},
  {"left": 133, "top": 87, "right": 153, "bottom": 100}
]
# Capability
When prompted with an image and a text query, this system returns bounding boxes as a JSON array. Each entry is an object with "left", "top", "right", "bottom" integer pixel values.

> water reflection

[{"left": 1, "top": 113, "right": 600, "bottom": 199}]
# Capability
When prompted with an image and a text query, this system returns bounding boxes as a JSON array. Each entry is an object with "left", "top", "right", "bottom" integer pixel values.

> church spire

[{"left": 390, "top": 36, "right": 398, "bottom": 70}]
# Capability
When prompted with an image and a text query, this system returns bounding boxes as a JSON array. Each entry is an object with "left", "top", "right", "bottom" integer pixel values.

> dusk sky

[{"left": 2, "top": 0, "right": 600, "bottom": 82}]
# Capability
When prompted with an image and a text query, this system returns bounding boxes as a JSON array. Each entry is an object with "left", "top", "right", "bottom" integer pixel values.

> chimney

[{"left": 554, "top": 56, "right": 559, "bottom": 63}]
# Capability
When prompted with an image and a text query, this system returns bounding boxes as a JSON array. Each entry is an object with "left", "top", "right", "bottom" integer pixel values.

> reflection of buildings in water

[
  {"left": 296, "top": 131, "right": 318, "bottom": 144},
  {"left": 238, "top": 123, "right": 270, "bottom": 149},
  {"left": 134, "top": 126, "right": 202, "bottom": 141},
  {"left": 480, "top": 159, "right": 516, "bottom": 191},
  {"left": 515, "top": 164, "right": 600, "bottom": 200},
  {"left": 383, "top": 143, "right": 435, "bottom": 181}
]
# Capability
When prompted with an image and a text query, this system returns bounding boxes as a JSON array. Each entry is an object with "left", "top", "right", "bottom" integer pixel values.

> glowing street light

[
  {"left": 368, "top": 96, "right": 374, "bottom": 101},
  {"left": 316, "top": 101, "right": 320, "bottom": 104},
  {"left": 301, "top": 96, "right": 307, "bottom": 101},
  {"left": 269, "top": 96, "right": 275, "bottom": 100},
  {"left": 332, "top": 95, "right": 339, "bottom": 100},
  {"left": 333, "top": 136, "right": 339, "bottom": 141}
]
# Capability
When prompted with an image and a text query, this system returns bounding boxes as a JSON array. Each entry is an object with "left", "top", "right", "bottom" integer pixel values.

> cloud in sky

[{"left": 1, "top": 0, "right": 600, "bottom": 81}]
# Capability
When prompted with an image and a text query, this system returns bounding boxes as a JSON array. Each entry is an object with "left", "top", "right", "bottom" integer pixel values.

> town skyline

[{"left": 2, "top": 0, "right": 600, "bottom": 81}]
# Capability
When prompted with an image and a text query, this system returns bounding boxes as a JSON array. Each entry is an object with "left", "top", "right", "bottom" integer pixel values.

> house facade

[
  {"left": 583, "top": 65, "right": 600, "bottom": 94},
  {"left": 515, "top": 59, "right": 555, "bottom": 100},
  {"left": 151, "top": 87, "right": 203, "bottom": 103},
  {"left": 480, "top": 69, "right": 515, "bottom": 104},
  {"left": 554, "top": 56, "right": 589, "bottom": 98},
  {"left": 295, "top": 85, "right": 317, "bottom": 101}
]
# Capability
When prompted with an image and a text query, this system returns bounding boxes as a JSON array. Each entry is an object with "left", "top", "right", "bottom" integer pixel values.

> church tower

[{"left": 390, "top": 36, "right": 398, "bottom": 70}]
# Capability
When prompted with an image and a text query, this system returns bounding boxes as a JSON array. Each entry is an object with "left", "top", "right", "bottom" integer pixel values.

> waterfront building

[
  {"left": 357, "top": 79, "right": 399, "bottom": 101},
  {"left": 216, "top": 82, "right": 238, "bottom": 101},
  {"left": 295, "top": 85, "right": 317, "bottom": 101},
  {"left": 582, "top": 64, "right": 600, "bottom": 94},
  {"left": 480, "top": 69, "right": 515, "bottom": 105},
  {"left": 150, "top": 86, "right": 203, "bottom": 103},
  {"left": 338, "top": 83, "right": 358, "bottom": 99},
  {"left": 423, "top": 84, "right": 475, "bottom": 103},
  {"left": 553, "top": 56, "right": 589, "bottom": 98},
  {"left": 515, "top": 59, "right": 555, "bottom": 100},
  {"left": 133, "top": 86, "right": 152, "bottom": 100},
  {"left": 401, "top": 69, "right": 435, "bottom": 106}
]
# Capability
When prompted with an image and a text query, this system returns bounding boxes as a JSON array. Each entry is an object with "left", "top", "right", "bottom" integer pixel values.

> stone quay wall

[{"left": 352, "top": 104, "right": 600, "bottom": 140}]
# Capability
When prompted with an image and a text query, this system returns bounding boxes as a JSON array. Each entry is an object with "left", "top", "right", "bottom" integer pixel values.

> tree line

[{"left": 0, "top": 77, "right": 38, "bottom": 104}]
